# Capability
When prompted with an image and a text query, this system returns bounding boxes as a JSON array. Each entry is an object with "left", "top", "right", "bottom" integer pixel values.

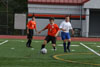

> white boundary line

[
  {"left": 0, "top": 40, "right": 8, "bottom": 45},
  {"left": 80, "top": 42, "right": 100, "bottom": 56}
]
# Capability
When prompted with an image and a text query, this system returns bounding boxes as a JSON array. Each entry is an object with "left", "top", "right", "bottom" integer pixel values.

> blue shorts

[{"left": 61, "top": 32, "right": 71, "bottom": 40}]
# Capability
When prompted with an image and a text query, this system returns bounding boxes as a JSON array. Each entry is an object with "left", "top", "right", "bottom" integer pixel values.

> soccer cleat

[
  {"left": 28, "top": 46, "right": 33, "bottom": 48},
  {"left": 26, "top": 45, "right": 33, "bottom": 48}
]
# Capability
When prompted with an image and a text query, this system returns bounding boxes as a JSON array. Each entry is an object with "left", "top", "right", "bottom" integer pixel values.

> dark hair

[
  {"left": 49, "top": 17, "right": 54, "bottom": 21},
  {"left": 65, "top": 15, "right": 70, "bottom": 18},
  {"left": 32, "top": 14, "right": 35, "bottom": 17}
]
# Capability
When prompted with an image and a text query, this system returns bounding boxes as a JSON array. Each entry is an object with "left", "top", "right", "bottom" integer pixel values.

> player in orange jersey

[
  {"left": 38, "top": 17, "right": 60, "bottom": 51},
  {"left": 26, "top": 16, "right": 37, "bottom": 48}
]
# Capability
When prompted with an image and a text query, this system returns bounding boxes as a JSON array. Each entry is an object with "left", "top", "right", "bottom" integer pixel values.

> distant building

[{"left": 28, "top": 0, "right": 100, "bottom": 37}]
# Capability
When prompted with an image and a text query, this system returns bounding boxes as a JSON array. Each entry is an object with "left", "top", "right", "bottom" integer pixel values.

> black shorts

[
  {"left": 27, "top": 29, "right": 34, "bottom": 39},
  {"left": 45, "top": 35, "right": 56, "bottom": 44}
]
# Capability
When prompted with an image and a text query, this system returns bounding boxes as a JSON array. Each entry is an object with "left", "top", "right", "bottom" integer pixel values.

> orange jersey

[
  {"left": 27, "top": 20, "right": 36, "bottom": 29},
  {"left": 45, "top": 23, "right": 60, "bottom": 36}
]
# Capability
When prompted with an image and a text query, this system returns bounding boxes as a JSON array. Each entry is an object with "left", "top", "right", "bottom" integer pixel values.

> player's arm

[
  {"left": 70, "top": 24, "right": 74, "bottom": 35},
  {"left": 55, "top": 30, "right": 60, "bottom": 37},
  {"left": 35, "top": 28, "right": 38, "bottom": 34},
  {"left": 34, "top": 23, "right": 38, "bottom": 33},
  {"left": 35, "top": 28, "right": 37, "bottom": 32},
  {"left": 71, "top": 29, "right": 74, "bottom": 35},
  {"left": 60, "top": 28, "right": 66, "bottom": 31},
  {"left": 27, "top": 21, "right": 30, "bottom": 34},
  {"left": 38, "top": 25, "right": 48, "bottom": 34},
  {"left": 27, "top": 27, "right": 29, "bottom": 34}
]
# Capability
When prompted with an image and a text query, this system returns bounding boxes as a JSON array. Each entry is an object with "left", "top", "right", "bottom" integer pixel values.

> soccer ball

[{"left": 41, "top": 48, "right": 47, "bottom": 54}]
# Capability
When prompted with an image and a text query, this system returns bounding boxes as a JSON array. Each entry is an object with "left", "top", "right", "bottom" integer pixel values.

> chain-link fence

[{"left": 0, "top": 0, "right": 27, "bottom": 35}]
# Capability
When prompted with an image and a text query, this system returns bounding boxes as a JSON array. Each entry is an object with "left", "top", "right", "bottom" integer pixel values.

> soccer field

[{"left": 0, "top": 39, "right": 100, "bottom": 67}]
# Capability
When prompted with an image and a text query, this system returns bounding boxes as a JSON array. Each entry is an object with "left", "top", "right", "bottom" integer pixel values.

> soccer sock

[
  {"left": 53, "top": 46, "right": 56, "bottom": 50},
  {"left": 67, "top": 42, "right": 71, "bottom": 49},
  {"left": 28, "top": 40, "right": 32, "bottom": 47},
  {"left": 41, "top": 44, "right": 45, "bottom": 49},
  {"left": 67, "top": 42, "right": 71, "bottom": 52},
  {"left": 26, "top": 40, "right": 30, "bottom": 46},
  {"left": 63, "top": 43, "right": 66, "bottom": 52}
]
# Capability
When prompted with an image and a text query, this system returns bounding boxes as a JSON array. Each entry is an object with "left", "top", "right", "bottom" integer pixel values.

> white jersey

[{"left": 59, "top": 21, "right": 72, "bottom": 33}]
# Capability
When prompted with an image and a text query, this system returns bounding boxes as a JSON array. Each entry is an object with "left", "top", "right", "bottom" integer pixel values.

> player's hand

[
  {"left": 36, "top": 32, "right": 38, "bottom": 34},
  {"left": 27, "top": 31, "right": 29, "bottom": 34},
  {"left": 55, "top": 34, "right": 58, "bottom": 37},
  {"left": 38, "top": 31, "right": 42, "bottom": 34},
  {"left": 72, "top": 31, "right": 74, "bottom": 36},
  {"left": 55, "top": 34, "right": 57, "bottom": 37},
  {"left": 62, "top": 29, "right": 66, "bottom": 32}
]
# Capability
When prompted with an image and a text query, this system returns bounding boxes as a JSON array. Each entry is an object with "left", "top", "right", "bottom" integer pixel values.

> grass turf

[{"left": 0, "top": 39, "right": 100, "bottom": 67}]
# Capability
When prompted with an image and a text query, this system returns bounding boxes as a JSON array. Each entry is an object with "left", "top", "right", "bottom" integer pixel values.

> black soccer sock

[
  {"left": 67, "top": 42, "right": 71, "bottom": 49},
  {"left": 41, "top": 44, "right": 45, "bottom": 49},
  {"left": 28, "top": 40, "right": 32, "bottom": 47},
  {"left": 67, "top": 42, "right": 71, "bottom": 52},
  {"left": 26, "top": 40, "right": 30, "bottom": 46},
  {"left": 53, "top": 46, "right": 56, "bottom": 50},
  {"left": 63, "top": 43, "right": 67, "bottom": 52}
]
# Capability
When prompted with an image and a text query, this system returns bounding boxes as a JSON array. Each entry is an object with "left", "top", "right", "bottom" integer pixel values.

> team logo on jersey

[
  {"left": 52, "top": 25, "right": 54, "bottom": 28},
  {"left": 32, "top": 25, "right": 34, "bottom": 27}
]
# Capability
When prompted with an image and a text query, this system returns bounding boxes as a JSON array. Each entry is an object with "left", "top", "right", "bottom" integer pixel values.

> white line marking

[
  {"left": 71, "top": 45, "right": 80, "bottom": 47},
  {"left": 57, "top": 44, "right": 79, "bottom": 47},
  {"left": 21, "top": 41, "right": 25, "bottom": 42},
  {"left": 0, "top": 40, "right": 8, "bottom": 45},
  {"left": 80, "top": 42, "right": 100, "bottom": 56},
  {"left": 31, "top": 48, "right": 34, "bottom": 50},
  {"left": 71, "top": 50, "right": 75, "bottom": 51},
  {"left": 86, "top": 43, "right": 97, "bottom": 45},
  {"left": 57, "top": 44, "right": 63, "bottom": 46},
  {"left": 32, "top": 41, "right": 43, "bottom": 43},
  {"left": 11, "top": 48, "right": 15, "bottom": 50},
  {"left": 9, "top": 40, "right": 24, "bottom": 42},
  {"left": 97, "top": 46, "right": 100, "bottom": 47}
]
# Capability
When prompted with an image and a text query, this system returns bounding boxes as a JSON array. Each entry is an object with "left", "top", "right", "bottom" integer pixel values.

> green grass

[{"left": 0, "top": 39, "right": 100, "bottom": 67}]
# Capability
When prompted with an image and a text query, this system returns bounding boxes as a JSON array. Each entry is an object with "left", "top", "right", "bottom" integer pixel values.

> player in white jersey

[{"left": 59, "top": 16, "right": 74, "bottom": 52}]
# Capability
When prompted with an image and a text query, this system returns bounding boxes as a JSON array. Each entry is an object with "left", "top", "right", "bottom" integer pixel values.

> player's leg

[
  {"left": 52, "top": 44, "right": 56, "bottom": 51},
  {"left": 66, "top": 33, "right": 71, "bottom": 52},
  {"left": 61, "top": 32, "right": 67, "bottom": 52},
  {"left": 41, "top": 35, "right": 50, "bottom": 49},
  {"left": 63, "top": 39, "right": 67, "bottom": 52},
  {"left": 41, "top": 40, "right": 47, "bottom": 49},
  {"left": 26, "top": 38, "right": 29, "bottom": 47},
  {"left": 26, "top": 33, "right": 31, "bottom": 47},
  {"left": 26, "top": 35, "right": 32, "bottom": 47},
  {"left": 26, "top": 29, "right": 33, "bottom": 48},
  {"left": 28, "top": 38, "right": 32, "bottom": 47},
  {"left": 28, "top": 29, "right": 33, "bottom": 47},
  {"left": 66, "top": 39, "right": 71, "bottom": 52},
  {"left": 26, "top": 38, "right": 32, "bottom": 47},
  {"left": 51, "top": 36, "right": 56, "bottom": 51}
]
